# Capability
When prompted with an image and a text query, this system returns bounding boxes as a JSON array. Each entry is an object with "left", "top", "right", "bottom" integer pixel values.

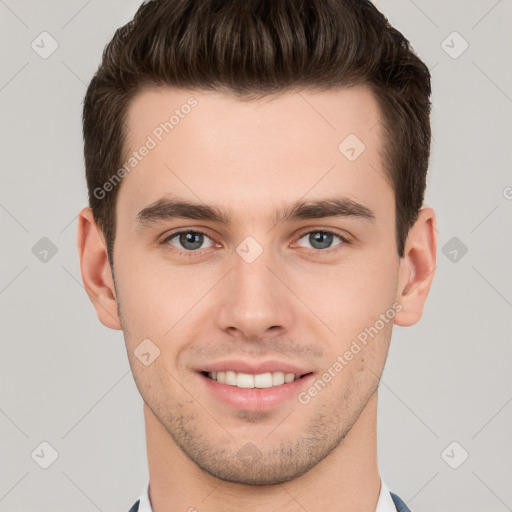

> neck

[{"left": 144, "top": 391, "right": 381, "bottom": 512}]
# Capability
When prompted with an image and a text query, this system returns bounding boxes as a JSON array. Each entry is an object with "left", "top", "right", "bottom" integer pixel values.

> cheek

[
  {"left": 296, "top": 253, "right": 398, "bottom": 339},
  {"left": 114, "top": 255, "right": 211, "bottom": 365},
  {"left": 113, "top": 257, "right": 175, "bottom": 343}
]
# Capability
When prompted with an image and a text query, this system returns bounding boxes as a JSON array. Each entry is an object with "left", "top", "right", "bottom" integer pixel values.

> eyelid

[
  {"left": 159, "top": 228, "right": 218, "bottom": 247},
  {"left": 294, "top": 226, "right": 351, "bottom": 240},
  {"left": 292, "top": 228, "right": 351, "bottom": 250}
]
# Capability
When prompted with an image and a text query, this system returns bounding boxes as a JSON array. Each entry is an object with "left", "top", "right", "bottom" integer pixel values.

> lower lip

[{"left": 199, "top": 372, "right": 315, "bottom": 412}]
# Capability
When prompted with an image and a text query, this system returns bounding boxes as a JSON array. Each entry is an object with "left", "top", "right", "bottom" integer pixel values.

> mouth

[
  {"left": 201, "top": 370, "right": 312, "bottom": 389},
  {"left": 198, "top": 365, "right": 316, "bottom": 412}
]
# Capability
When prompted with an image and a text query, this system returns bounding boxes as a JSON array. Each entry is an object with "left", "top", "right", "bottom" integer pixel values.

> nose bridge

[{"left": 215, "top": 236, "right": 293, "bottom": 339}]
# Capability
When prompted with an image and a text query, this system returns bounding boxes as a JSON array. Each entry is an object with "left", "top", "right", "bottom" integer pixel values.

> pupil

[
  {"left": 180, "top": 232, "right": 203, "bottom": 250},
  {"left": 310, "top": 231, "right": 332, "bottom": 249}
]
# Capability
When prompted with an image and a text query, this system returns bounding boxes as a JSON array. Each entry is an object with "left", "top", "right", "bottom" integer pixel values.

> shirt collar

[{"left": 376, "top": 479, "right": 399, "bottom": 512}]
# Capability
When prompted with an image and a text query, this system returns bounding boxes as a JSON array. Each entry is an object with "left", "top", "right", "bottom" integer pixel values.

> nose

[{"left": 214, "top": 244, "right": 295, "bottom": 342}]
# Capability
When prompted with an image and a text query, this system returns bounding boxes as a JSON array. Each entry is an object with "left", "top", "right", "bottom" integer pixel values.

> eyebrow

[{"left": 135, "top": 195, "right": 376, "bottom": 228}]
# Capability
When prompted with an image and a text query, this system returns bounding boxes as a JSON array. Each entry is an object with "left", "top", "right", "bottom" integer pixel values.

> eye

[
  {"left": 295, "top": 230, "right": 348, "bottom": 251},
  {"left": 162, "top": 230, "right": 216, "bottom": 253},
  {"left": 160, "top": 228, "right": 350, "bottom": 258}
]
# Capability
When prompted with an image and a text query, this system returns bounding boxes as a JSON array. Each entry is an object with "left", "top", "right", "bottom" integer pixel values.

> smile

[{"left": 204, "top": 370, "right": 306, "bottom": 389}]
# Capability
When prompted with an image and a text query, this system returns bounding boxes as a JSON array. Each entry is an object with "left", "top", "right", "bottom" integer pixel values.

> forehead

[
  {"left": 119, "top": 86, "right": 392, "bottom": 227},
  {"left": 124, "top": 85, "right": 383, "bottom": 150}
]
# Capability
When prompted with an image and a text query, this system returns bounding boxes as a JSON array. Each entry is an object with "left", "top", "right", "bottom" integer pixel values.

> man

[{"left": 77, "top": 0, "right": 436, "bottom": 510}]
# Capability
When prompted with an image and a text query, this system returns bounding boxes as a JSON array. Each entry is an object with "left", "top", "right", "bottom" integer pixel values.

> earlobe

[
  {"left": 394, "top": 207, "right": 438, "bottom": 327},
  {"left": 77, "top": 207, "right": 122, "bottom": 330}
]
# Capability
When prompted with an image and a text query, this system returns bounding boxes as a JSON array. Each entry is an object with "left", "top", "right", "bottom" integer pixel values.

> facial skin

[{"left": 78, "top": 86, "right": 437, "bottom": 511}]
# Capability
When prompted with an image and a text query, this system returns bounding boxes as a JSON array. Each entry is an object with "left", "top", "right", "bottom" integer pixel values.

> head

[{"left": 78, "top": 0, "right": 436, "bottom": 485}]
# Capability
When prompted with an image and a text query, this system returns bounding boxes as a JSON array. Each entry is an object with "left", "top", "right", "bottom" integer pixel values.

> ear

[
  {"left": 77, "top": 207, "right": 122, "bottom": 330},
  {"left": 394, "top": 207, "right": 437, "bottom": 327}
]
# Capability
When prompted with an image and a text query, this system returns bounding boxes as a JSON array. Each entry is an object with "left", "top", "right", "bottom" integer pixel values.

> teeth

[
  {"left": 254, "top": 373, "right": 272, "bottom": 388},
  {"left": 225, "top": 370, "right": 237, "bottom": 385},
  {"left": 206, "top": 370, "right": 301, "bottom": 388},
  {"left": 272, "top": 371, "right": 285, "bottom": 386},
  {"left": 237, "top": 372, "right": 255, "bottom": 388}
]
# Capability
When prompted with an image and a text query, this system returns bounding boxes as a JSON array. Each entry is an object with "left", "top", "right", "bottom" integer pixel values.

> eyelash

[{"left": 159, "top": 228, "right": 351, "bottom": 258}]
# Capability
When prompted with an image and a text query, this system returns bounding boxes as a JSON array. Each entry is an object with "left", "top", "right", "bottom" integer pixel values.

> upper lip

[{"left": 199, "top": 359, "right": 313, "bottom": 376}]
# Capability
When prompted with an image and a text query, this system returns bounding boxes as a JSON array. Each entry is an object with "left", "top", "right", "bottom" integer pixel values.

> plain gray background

[{"left": 1, "top": 0, "right": 511, "bottom": 511}]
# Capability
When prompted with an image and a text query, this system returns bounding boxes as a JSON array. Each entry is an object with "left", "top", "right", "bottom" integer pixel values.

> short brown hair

[{"left": 83, "top": 0, "right": 431, "bottom": 263}]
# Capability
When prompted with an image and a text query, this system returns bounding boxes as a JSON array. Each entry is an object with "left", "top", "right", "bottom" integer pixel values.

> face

[{"left": 111, "top": 86, "right": 401, "bottom": 484}]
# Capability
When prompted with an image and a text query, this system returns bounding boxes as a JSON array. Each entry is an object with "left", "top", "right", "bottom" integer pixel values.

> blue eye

[
  {"left": 164, "top": 230, "right": 215, "bottom": 252},
  {"left": 296, "top": 230, "right": 346, "bottom": 250}
]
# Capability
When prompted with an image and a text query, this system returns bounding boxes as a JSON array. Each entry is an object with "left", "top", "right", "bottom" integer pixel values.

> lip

[
  {"left": 199, "top": 369, "right": 315, "bottom": 412},
  {"left": 199, "top": 359, "right": 312, "bottom": 376}
]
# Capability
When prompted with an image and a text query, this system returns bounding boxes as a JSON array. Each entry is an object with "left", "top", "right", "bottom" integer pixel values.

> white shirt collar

[
  {"left": 136, "top": 481, "right": 152, "bottom": 512},
  {"left": 376, "top": 479, "right": 399, "bottom": 512},
  {"left": 137, "top": 477, "right": 397, "bottom": 511}
]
